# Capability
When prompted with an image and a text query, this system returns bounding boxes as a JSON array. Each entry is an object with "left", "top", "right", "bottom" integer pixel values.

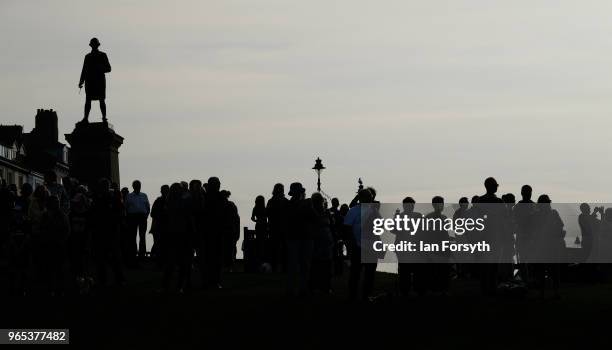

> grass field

[{"left": 1, "top": 261, "right": 611, "bottom": 349}]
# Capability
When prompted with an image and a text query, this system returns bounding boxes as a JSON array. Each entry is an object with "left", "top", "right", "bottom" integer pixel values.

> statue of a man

[{"left": 79, "top": 37, "right": 111, "bottom": 123}]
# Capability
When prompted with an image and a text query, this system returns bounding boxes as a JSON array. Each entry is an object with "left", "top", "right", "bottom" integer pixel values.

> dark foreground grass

[{"left": 1, "top": 262, "right": 611, "bottom": 349}]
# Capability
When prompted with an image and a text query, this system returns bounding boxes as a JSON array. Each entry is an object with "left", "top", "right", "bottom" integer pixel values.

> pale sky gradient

[{"left": 2, "top": 0, "right": 612, "bottom": 228}]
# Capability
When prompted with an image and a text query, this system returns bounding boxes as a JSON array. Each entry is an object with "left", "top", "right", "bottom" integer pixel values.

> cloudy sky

[{"left": 2, "top": 0, "right": 612, "bottom": 225}]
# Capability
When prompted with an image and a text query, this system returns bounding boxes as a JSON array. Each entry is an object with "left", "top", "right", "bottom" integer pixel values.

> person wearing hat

[
  {"left": 285, "top": 182, "right": 313, "bottom": 296},
  {"left": 79, "top": 37, "right": 111, "bottom": 123}
]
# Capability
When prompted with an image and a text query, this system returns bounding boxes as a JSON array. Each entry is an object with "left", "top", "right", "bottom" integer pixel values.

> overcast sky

[{"left": 2, "top": 0, "right": 612, "bottom": 226}]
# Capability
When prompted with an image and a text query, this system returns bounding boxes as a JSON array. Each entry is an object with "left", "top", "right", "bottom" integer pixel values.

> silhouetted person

[
  {"left": 15, "top": 183, "right": 33, "bottom": 215},
  {"left": 349, "top": 186, "right": 378, "bottom": 207},
  {"left": 28, "top": 185, "right": 49, "bottom": 294},
  {"left": 266, "top": 183, "right": 289, "bottom": 272},
  {"left": 119, "top": 187, "right": 130, "bottom": 264},
  {"left": 6, "top": 187, "right": 29, "bottom": 295},
  {"left": 514, "top": 185, "right": 536, "bottom": 281},
  {"left": 499, "top": 193, "right": 517, "bottom": 282},
  {"left": 453, "top": 197, "right": 469, "bottom": 220},
  {"left": 39, "top": 195, "right": 70, "bottom": 295},
  {"left": 478, "top": 177, "right": 505, "bottom": 295},
  {"left": 453, "top": 197, "right": 470, "bottom": 243},
  {"left": 338, "top": 203, "right": 350, "bottom": 269},
  {"left": 120, "top": 187, "right": 129, "bottom": 200},
  {"left": 531, "top": 195, "right": 564, "bottom": 298},
  {"left": 596, "top": 207, "right": 612, "bottom": 278},
  {"left": 251, "top": 195, "right": 268, "bottom": 266},
  {"left": 460, "top": 196, "right": 483, "bottom": 278},
  {"left": 161, "top": 183, "right": 194, "bottom": 293},
  {"left": 502, "top": 193, "right": 515, "bottom": 207},
  {"left": 221, "top": 190, "right": 240, "bottom": 270},
  {"left": 150, "top": 185, "right": 170, "bottom": 266},
  {"left": 90, "top": 178, "right": 125, "bottom": 287},
  {"left": 0, "top": 185, "right": 10, "bottom": 247},
  {"left": 44, "top": 171, "right": 70, "bottom": 214},
  {"left": 188, "top": 180, "right": 205, "bottom": 285},
  {"left": 79, "top": 37, "right": 111, "bottom": 123},
  {"left": 422, "top": 196, "right": 450, "bottom": 294},
  {"left": 330, "top": 197, "right": 340, "bottom": 218},
  {"left": 392, "top": 197, "right": 423, "bottom": 296},
  {"left": 28, "top": 185, "right": 48, "bottom": 236},
  {"left": 329, "top": 197, "right": 346, "bottom": 275},
  {"left": 203, "top": 177, "right": 226, "bottom": 288},
  {"left": 344, "top": 189, "right": 378, "bottom": 300},
  {"left": 452, "top": 197, "right": 470, "bottom": 278},
  {"left": 579, "top": 203, "right": 598, "bottom": 261},
  {"left": 62, "top": 177, "right": 77, "bottom": 200},
  {"left": 310, "top": 192, "right": 333, "bottom": 293},
  {"left": 480, "top": 177, "right": 503, "bottom": 204},
  {"left": 125, "top": 180, "right": 150, "bottom": 263},
  {"left": 8, "top": 182, "right": 33, "bottom": 293},
  {"left": 68, "top": 185, "right": 91, "bottom": 288},
  {"left": 579, "top": 203, "right": 603, "bottom": 281},
  {"left": 285, "top": 182, "right": 313, "bottom": 296},
  {"left": 112, "top": 186, "right": 127, "bottom": 264}
]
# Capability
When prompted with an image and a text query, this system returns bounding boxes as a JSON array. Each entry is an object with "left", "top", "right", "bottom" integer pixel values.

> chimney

[{"left": 34, "top": 108, "right": 59, "bottom": 145}]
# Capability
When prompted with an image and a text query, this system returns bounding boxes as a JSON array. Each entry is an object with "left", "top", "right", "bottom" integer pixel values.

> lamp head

[{"left": 312, "top": 157, "right": 325, "bottom": 174}]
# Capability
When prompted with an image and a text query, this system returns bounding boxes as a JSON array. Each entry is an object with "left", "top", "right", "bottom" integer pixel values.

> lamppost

[{"left": 312, "top": 157, "right": 325, "bottom": 192}]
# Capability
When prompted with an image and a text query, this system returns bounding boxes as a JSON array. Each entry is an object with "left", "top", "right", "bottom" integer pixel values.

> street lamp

[{"left": 312, "top": 157, "right": 325, "bottom": 192}]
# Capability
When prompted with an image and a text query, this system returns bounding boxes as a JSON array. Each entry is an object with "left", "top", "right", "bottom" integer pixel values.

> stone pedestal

[{"left": 65, "top": 122, "right": 124, "bottom": 188}]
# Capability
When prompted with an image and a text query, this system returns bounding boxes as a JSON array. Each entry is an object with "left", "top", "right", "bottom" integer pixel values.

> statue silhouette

[{"left": 79, "top": 38, "right": 111, "bottom": 123}]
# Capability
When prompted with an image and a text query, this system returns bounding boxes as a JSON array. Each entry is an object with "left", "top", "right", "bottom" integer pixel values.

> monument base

[{"left": 65, "top": 121, "right": 124, "bottom": 188}]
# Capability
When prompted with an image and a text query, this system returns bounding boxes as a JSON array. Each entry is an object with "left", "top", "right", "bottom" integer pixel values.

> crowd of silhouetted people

[
  {"left": 247, "top": 178, "right": 578, "bottom": 300},
  {"left": 2, "top": 174, "right": 612, "bottom": 300},
  {"left": 0, "top": 172, "right": 240, "bottom": 296}
]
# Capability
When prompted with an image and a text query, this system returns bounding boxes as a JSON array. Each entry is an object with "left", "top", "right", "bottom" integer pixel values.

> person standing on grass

[{"left": 125, "top": 180, "right": 150, "bottom": 264}]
